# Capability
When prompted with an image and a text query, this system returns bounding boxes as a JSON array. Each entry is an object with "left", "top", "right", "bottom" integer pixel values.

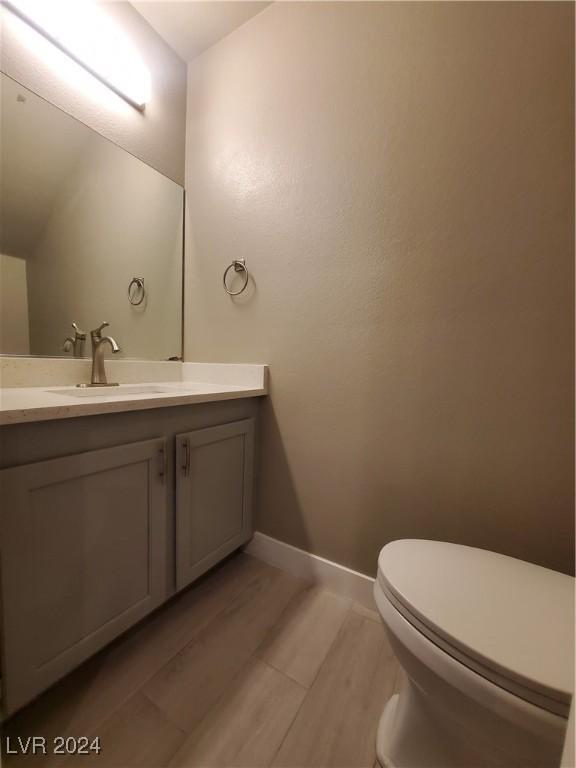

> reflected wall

[{"left": 0, "top": 74, "right": 183, "bottom": 360}]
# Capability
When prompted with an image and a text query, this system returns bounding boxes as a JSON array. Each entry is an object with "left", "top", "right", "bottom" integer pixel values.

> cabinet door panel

[
  {"left": 0, "top": 438, "right": 167, "bottom": 715},
  {"left": 176, "top": 419, "right": 254, "bottom": 590}
]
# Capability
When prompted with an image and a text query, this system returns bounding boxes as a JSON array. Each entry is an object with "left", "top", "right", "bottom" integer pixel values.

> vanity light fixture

[{"left": 3, "top": 0, "right": 151, "bottom": 110}]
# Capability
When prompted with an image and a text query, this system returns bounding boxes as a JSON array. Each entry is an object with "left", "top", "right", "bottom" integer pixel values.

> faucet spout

[
  {"left": 101, "top": 336, "right": 120, "bottom": 354},
  {"left": 84, "top": 323, "right": 121, "bottom": 386}
]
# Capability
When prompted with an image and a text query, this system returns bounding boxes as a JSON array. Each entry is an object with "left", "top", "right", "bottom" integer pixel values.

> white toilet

[{"left": 374, "top": 540, "right": 574, "bottom": 768}]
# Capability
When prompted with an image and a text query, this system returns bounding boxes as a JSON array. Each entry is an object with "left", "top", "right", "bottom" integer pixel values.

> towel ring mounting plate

[
  {"left": 223, "top": 259, "right": 249, "bottom": 296},
  {"left": 128, "top": 277, "right": 145, "bottom": 306}
]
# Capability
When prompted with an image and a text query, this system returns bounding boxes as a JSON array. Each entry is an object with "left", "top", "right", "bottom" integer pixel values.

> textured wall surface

[
  {"left": 185, "top": 2, "right": 574, "bottom": 576},
  {"left": 28, "top": 137, "right": 183, "bottom": 360},
  {"left": 0, "top": 2, "right": 186, "bottom": 183},
  {"left": 0, "top": 254, "right": 29, "bottom": 354}
]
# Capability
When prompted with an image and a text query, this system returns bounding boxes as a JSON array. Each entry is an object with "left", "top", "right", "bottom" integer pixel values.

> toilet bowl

[{"left": 374, "top": 540, "right": 574, "bottom": 768}]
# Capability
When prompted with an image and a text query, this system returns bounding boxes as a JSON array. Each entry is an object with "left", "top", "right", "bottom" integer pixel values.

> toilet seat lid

[{"left": 377, "top": 540, "right": 575, "bottom": 713}]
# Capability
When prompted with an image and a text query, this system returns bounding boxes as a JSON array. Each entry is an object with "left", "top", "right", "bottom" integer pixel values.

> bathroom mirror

[{"left": 0, "top": 73, "right": 183, "bottom": 361}]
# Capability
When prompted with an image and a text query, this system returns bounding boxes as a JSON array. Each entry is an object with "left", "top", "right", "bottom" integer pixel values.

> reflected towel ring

[
  {"left": 223, "top": 259, "right": 249, "bottom": 296},
  {"left": 128, "top": 277, "right": 145, "bottom": 305}
]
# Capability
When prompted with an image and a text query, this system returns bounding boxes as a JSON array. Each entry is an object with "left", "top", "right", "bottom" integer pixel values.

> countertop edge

[{"left": 0, "top": 386, "right": 267, "bottom": 426}]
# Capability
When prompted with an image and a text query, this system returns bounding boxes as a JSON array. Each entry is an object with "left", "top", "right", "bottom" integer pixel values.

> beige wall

[
  {"left": 28, "top": 136, "right": 183, "bottom": 360},
  {"left": 0, "top": 254, "right": 29, "bottom": 355},
  {"left": 185, "top": 1, "right": 574, "bottom": 576},
  {"left": 0, "top": 2, "right": 186, "bottom": 183}
]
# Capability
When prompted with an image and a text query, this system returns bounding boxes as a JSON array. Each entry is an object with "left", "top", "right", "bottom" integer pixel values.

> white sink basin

[{"left": 48, "top": 384, "right": 183, "bottom": 398}]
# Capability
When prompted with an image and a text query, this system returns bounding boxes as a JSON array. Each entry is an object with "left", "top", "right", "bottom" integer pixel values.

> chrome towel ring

[
  {"left": 128, "top": 277, "right": 145, "bottom": 305},
  {"left": 223, "top": 259, "right": 249, "bottom": 296}
]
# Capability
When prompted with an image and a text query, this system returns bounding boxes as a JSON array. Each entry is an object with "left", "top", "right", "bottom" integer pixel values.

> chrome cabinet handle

[
  {"left": 181, "top": 439, "right": 190, "bottom": 477},
  {"left": 158, "top": 444, "right": 167, "bottom": 483}
]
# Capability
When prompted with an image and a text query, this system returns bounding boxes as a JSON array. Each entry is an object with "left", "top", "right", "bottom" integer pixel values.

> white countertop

[{"left": 0, "top": 361, "right": 268, "bottom": 425}]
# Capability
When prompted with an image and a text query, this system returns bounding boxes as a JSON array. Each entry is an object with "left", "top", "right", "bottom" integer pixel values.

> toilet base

[
  {"left": 375, "top": 670, "right": 564, "bottom": 768},
  {"left": 375, "top": 693, "right": 399, "bottom": 768},
  {"left": 376, "top": 674, "right": 465, "bottom": 768}
]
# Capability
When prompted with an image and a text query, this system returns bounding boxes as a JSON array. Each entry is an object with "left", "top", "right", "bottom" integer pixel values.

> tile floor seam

[
  {"left": 140, "top": 570, "right": 308, "bottom": 736},
  {"left": 139, "top": 638, "right": 247, "bottom": 738},
  {"left": 139, "top": 694, "right": 190, "bottom": 768},
  {"left": 266, "top": 605, "right": 356, "bottom": 767},
  {"left": 351, "top": 603, "right": 381, "bottom": 624},
  {"left": 167, "top": 655, "right": 247, "bottom": 738},
  {"left": 256, "top": 655, "right": 311, "bottom": 690},
  {"left": 138, "top": 690, "right": 190, "bottom": 740},
  {"left": 68, "top": 685, "right": 191, "bottom": 768},
  {"left": 293, "top": 602, "right": 353, "bottom": 692},
  {"left": 253, "top": 581, "right": 351, "bottom": 692},
  {"left": 147, "top": 583, "right": 306, "bottom": 740},
  {"left": 141, "top": 566, "right": 268, "bottom": 674},
  {"left": 256, "top": 657, "right": 309, "bottom": 693},
  {"left": 233, "top": 586, "right": 327, "bottom": 765},
  {"left": 158, "top": 652, "right": 267, "bottom": 752},
  {"left": 251, "top": 579, "right": 314, "bottom": 661},
  {"left": 70, "top": 571, "right": 266, "bottom": 749},
  {"left": 168, "top": 657, "right": 309, "bottom": 768},
  {"left": 265, "top": 668, "right": 312, "bottom": 768}
]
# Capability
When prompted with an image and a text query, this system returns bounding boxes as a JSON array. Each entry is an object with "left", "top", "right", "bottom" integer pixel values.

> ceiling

[{"left": 131, "top": 2, "right": 271, "bottom": 62}]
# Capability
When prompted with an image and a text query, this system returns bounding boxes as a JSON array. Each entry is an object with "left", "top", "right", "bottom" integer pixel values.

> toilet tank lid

[{"left": 377, "top": 540, "right": 575, "bottom": 706}]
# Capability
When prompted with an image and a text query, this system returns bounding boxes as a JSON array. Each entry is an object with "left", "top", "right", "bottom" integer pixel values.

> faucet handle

[
  {"left": 91, "top": 321, "right": 110, "bottom": 339},
  {"left": 71, "top": 322, "right": 87, "bottom": 339}
]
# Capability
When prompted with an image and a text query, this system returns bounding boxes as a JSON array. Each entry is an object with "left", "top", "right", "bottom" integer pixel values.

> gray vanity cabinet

[
  {"left": 175, "top": 419, "right": 255, "bottom": 590},
  {"left": 0, "top": 398, "right": 259, "bottom": 716},
  {"left": 0, "top": 437, "right": 168, "bottom": 715}
]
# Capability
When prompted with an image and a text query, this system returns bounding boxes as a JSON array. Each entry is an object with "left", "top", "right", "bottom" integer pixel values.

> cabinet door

[
  {"left": 0, "top": 438, "right": 168, "bottom": 715},
  {"left": 176, "top": 419, "right": 254, "bottom": 590}
]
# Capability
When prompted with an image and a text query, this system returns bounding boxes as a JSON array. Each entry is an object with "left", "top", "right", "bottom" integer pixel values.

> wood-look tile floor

[{"left": 1, "top": 553, "right": 398, "bottom": 768}]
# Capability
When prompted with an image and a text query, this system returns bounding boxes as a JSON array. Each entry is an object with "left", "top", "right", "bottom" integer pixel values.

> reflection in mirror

[{"left": 0, "top": 73, "right": 183, "bottom": 361}]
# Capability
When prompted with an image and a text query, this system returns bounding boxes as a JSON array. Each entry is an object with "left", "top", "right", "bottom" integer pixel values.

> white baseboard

[{"left": 244, "top": 532, "right": 377, "bottom": 610}]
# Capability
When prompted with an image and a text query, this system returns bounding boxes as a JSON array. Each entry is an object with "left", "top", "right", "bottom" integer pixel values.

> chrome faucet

[
  {"left": 62, "top": 322, "right": 87, "bottom": 358},
  {"left": 83, "top": 322, "right": 121, "bottom": 387}
]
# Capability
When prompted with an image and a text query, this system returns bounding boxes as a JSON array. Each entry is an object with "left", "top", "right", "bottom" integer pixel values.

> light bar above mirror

[{"left": 3, "top": 0, "right": 151, "bottom": 110}]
